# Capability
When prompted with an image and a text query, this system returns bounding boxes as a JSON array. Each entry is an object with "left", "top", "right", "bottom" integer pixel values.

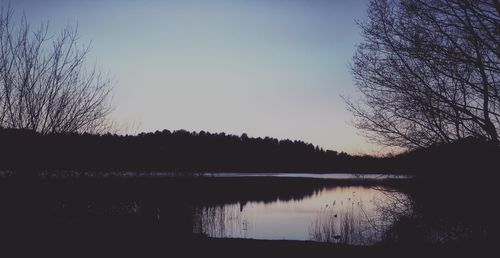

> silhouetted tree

[
  {"left": 0, "top": 6, "right": 112, "bottom": 134},
  {"left": 347, "top": 0, "right": 500, "bottom": 148}
]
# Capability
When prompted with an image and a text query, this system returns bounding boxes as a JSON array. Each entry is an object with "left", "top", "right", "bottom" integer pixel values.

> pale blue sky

[{"left": 5, "top": 0, "right": 381, "bottom": 154}]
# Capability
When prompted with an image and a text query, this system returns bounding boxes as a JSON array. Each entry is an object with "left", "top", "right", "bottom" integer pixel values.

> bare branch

[
  {"left": 348, "top": 0, "right": 500, "bottom": 149},
  {"left": 0, "top": 6, "right": 112, "bottom": 134}
]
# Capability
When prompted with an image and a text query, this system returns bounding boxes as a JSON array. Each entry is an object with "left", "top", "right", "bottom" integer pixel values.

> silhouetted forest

[
  {"left": 1, "top": 128, "right": 497, "bottom": 175},
  {"left": 396, "top": 137, "right": 499, "bottom": 177},
  {"left": 0, "top": 128, "right": 385, "bottom": 173}
]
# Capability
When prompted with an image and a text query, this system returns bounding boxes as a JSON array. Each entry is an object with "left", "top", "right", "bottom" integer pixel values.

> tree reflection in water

[
  {"left": 193, "top": 185, "right": 412, "bottom": 244},
  {"left": 193, "top": 204, "right": 246, "bottom": 238},
  {"left": 308, "top": 186, "right": 411, "bottom": 245}
]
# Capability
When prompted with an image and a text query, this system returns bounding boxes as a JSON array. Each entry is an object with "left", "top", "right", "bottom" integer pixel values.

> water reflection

[
  {"left": 193, "top": 204, "right": 246, "bottom": 238},
  {"left": 194, "top": 186, "right": 411, "bottom": 245},
  {"left": 1, "top": 175, "right": 495, "bottom": 249}
]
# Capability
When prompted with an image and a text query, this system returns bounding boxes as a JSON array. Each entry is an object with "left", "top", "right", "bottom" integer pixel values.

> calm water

[
  {"left": 2, "top": 171, "right": 493, "bottom": 247},
  {"left": 206, "top": 173, "right": 412, "bottom": 179},
  {"left": 193, "top": 185, "right": 410, "bottom": 245},
  {"left": 23, "top": 171, "right": 412, "bottom": 180}
]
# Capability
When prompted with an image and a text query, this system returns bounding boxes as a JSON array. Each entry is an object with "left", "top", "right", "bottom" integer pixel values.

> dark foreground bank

[{"left": 9, "top": 237, "right": 498, "bottom": 258}]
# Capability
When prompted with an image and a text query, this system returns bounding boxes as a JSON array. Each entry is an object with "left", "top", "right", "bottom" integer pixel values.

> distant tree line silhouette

[
  {"left": 395, "top": 136, "right": 499, "bottom": 177},
  {"left": 0, "top": 128, "right": 400, "bottom": 173},
  {"left": 1, "top": 128, "right": 497, "bottom": 175}
]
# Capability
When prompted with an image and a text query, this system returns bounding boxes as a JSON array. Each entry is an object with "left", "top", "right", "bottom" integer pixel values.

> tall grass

[
  {"left": 193, "top": 204, "right": 244, "bottom": 238},
  {"left": 308, "top": 193, "right": 404, "bottom": 245}
]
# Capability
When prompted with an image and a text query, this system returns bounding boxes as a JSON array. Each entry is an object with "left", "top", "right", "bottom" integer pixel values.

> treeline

[
  {"left": 1, "top": 128, "right": 497, "bottom": 174},
  {"left": 395, "top": 137, "right": 500, "bottom": 177},
  {"left": 1, "top": 128, "right": 396, "bottom": 173}
]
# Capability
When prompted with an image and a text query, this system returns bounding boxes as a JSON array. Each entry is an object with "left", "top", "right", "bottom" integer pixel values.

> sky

[{"left": 4, "top": 0, "right": 382, "bottom": 154}]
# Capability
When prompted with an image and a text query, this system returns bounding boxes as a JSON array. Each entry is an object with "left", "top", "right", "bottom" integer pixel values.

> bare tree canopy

[
  {"left": 348, "top": 0, "right": 500, "bottom": 148},
  {"left": 0, "top": 6, "right": 112, "bottom": 134}
]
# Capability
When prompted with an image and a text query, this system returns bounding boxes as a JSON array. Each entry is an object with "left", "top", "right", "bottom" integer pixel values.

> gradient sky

[{"left": 5, "top": 0, "right": 382, "bottom": 154}]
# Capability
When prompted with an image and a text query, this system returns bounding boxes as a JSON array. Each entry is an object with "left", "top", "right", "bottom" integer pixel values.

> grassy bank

[{"left": 14, "top": 236, "right": 498, "bottom": 258}]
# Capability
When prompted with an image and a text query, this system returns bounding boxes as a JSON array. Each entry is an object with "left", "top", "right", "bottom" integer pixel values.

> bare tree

[
  {"left": 0, "top": 6, "right": 112, "bottom": 134},
  {"left": 347, "top": 0, "right": 500, "bottom": 149}
]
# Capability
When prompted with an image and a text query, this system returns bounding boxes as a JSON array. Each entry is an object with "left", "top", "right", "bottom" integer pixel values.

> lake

[
  {"left": 156, "top": 172, "right": 408, "bottom": 245},
  {"left": 0, "top": 172, "right": 495, "bottom": 248},
  {"left": 26, "top": 171, "right": 412, "bottom": 180},
  {"left": 206, "top": 172, "right": 411, "bottom": 179},
  {"left": 192, "top": 180, "right": 410, "bottom": 245}
]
